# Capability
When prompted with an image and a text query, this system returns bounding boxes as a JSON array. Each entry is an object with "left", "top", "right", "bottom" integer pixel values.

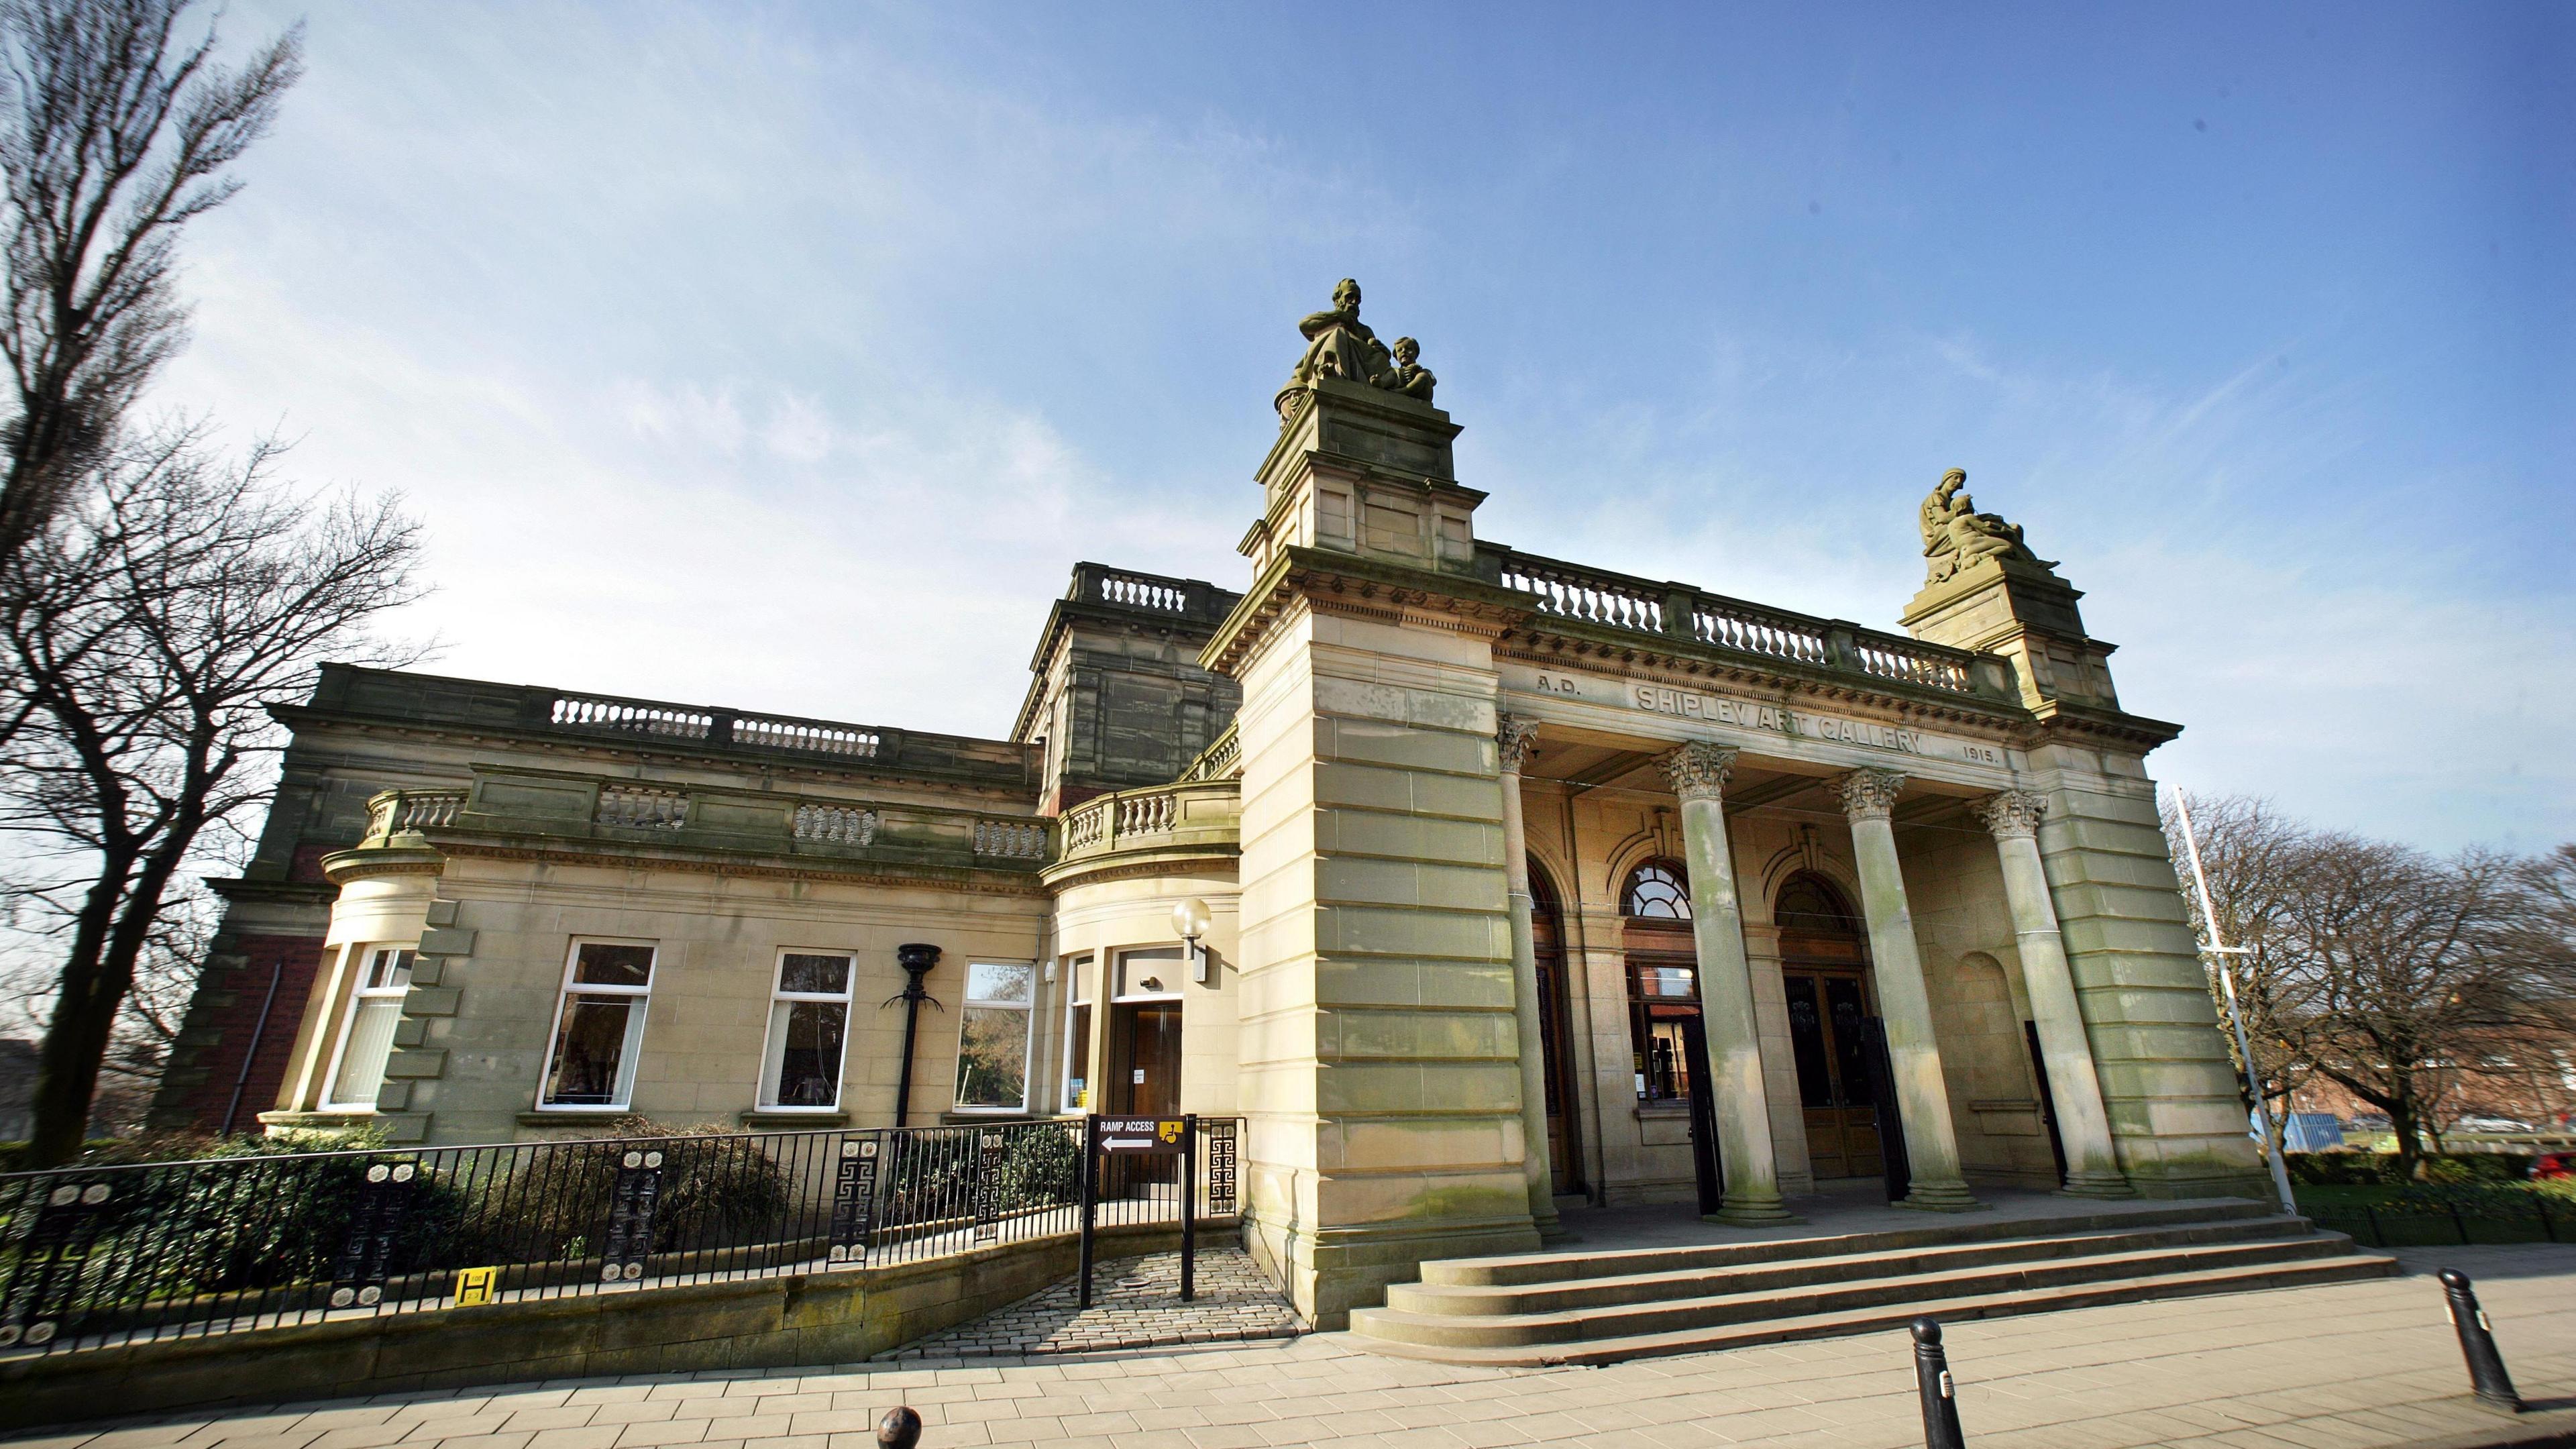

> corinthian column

[
  {"left": 1837, "top": 769, "right": 1981, "bottom": 1211},
  {"left": 1980, "top": 790, "right": 2132, "bottom": 1197},
  {"left": 1662, "top": 743, "right": 1796, "bottom": 1224},
  {"left": 1496, "top": 713, "right": 1560, "bottom": 1236}
]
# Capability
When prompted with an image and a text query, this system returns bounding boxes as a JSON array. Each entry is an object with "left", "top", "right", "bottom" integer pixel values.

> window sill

[
  {"left": 741, "top": 1110, "right": 849, "bottom": 1129},
  {"left": 1633, "top": 1101, "right": 1692, "bottom": 1118},
  {"left": 515, "top": 1109, "right": 633, "bottom": 1128},
  {"left": 258, "top": 1110, "right": 376, "bottom": 1129}
]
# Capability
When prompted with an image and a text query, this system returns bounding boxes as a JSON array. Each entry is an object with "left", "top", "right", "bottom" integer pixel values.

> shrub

[{"left": 2286, "top": 1152, "right": 2536, "bottom": 1186}]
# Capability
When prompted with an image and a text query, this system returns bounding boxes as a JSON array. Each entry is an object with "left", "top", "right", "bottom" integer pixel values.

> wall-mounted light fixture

[{"left": 1172, "top": 898, "right": 1214, "bottom": 984}]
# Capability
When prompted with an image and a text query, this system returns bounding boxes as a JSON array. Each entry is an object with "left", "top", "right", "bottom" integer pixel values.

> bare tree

[
  {"left": 0, "top": 428, "right": 423, "bottom": 1165},
  {"left": 2161, "top": 792, "right": 2315, "bottom": 1157},
  {"left": 0, "top": 0, "right": 301, "bottom": 560},
  {"left": 2271, "top": 837, "right": 2536, "bottom": 1179}
]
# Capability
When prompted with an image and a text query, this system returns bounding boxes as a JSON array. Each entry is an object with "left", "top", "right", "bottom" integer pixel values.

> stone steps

[
  {"left": 1417, "top": 1199, "right": 2277, "bottom": 1287},
  {"left": 1347, "top": 1208, "right": 2396, "bottom": 1366}
]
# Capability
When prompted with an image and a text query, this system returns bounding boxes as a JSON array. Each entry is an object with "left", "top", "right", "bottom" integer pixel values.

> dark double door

[{"left": 1783, "top": 969, "right": 1887, "bottom": 1181}]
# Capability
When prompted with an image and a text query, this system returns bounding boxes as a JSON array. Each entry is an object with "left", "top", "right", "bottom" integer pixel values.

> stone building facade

[{"left": 151, "top": 284, "right": 2263, "bottom": 1326}]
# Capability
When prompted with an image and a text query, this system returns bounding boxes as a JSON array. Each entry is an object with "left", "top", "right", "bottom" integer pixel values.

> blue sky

[{"left": 157, "top": 2, "right": 2572, "bottom": 851}]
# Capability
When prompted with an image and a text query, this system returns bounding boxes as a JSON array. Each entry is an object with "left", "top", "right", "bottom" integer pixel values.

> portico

[{"left": 1480, "top": 674, "right": 2096, "bottom": 1216}]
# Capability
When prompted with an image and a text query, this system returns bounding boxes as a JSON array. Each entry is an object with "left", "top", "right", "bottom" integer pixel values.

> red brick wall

[{"left": 165, "top": 934, "right": 329, "bottom": 1134}]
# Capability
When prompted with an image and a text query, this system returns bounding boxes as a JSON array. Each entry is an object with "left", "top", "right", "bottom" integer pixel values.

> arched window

[
  {"left": 1774, "top": 871, "right": 1860, "bottom": 936},
  {"left": 1621, "top": 860, "right": 1692, "bottom": 920},
  {"left": 1527, "top": 857, "right": 1560, "bottom": 920}
]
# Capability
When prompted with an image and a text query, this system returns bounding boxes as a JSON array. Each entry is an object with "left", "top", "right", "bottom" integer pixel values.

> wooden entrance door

[
  {"left": 1111, "top": 1002, "right": 1181, "bottom": 1116},
  {"left": 1785, "top": 971, "right": 1886, "bottom": 1179},
  {"left": 1108, "top": 1001, "right": 1182, "bottom": 1189}
]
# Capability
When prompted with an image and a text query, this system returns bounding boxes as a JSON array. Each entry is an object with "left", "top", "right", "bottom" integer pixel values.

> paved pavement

[
  {"left": 879, "top": 1248, "right": 1303, "bottom": 1358},
  {"left": 9, "top": 1243, "right": 2575, "bottom": 1449}
]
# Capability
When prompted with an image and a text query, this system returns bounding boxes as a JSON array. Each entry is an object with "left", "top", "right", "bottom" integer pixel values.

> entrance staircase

[{"left": 1348, "top": 1199, "right": 2394, "bottom": 1366}]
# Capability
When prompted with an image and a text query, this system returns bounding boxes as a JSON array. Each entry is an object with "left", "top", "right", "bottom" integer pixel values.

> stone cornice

[
  {"left": 1040, "top": 844, "right": 1242, "bottom": 892},
  {"left": 421, "top": 833, "right": 1053, "bottom": 898},
  {"left": 2017, "top": 698, "right": 2186, "bottom": 753},
  {"left": 1199, "top": 546, "right": 1530, "bottom": 677},
  {"left": 272, "top": 708, "right": 1044, "bottom": 804},
  {"left": 1495, "top": 633, "right": 2029, "bottom": 735}
]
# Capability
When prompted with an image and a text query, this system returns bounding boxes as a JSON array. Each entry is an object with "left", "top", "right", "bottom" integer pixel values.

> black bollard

[
  {"left": 876, "top": 1406, "right": 922, "bottom": 1449},
  {"left": 2438, "top": 1270, "right": 2525, "bottom": 1413},
  {"left": 1911, "top": 1317, "right": 1967, "bottom": 1448}
]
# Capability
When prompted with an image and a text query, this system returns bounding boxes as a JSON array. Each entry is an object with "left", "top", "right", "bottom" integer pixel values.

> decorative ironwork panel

[
  {"left": 0, "top": 1179, "right": 117, "bottom": 1347},
  {"left": 973, "top": 1131, "right": 1006, "bottom": 1242},
  {"left": 601, "top": 1150, "right": 665, "bottom": 1282},
  {"left": 1205, "top": 1121, "right": 1238, "bottom": 1216},
  {"left": 328, "top": 1161, "right": 423, "bottom": 1308},
  {"left": 826, "top": 1138, "right": 881, "bottom": 1266}
]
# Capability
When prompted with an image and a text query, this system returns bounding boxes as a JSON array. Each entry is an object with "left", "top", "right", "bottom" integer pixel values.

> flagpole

[{"left": 2172, "top": 790, "right": 2300, "bottom": 1216}]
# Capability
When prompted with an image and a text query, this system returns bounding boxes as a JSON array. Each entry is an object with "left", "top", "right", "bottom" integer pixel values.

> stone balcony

[
  {"left": 339, "top": 769, "right": 1052, "bottom": 884},
  {"left": 1487, "top": 545, "right": 2021, "bottom": 705},
  {"left": 1044, "top": 779, "right": 1242, "bottom": 885}
]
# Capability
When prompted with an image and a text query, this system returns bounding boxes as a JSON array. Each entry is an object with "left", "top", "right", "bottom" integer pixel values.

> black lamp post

[{"left": 887, "top": 943, "right": 943, "bottom": 1128}]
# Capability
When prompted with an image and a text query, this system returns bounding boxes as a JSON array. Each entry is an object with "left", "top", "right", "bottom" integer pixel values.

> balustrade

[
  {"left": 1691, "top": 597, "right": 1831, "bottom": 665},
  {"left": 597, "top": 786, "right": 688, "bottom": 830},
  {"left": 364, "top": 788, "right": 466, "bottom": 841},
  {"left": 552, "top": 694, "right": 711, "bottom": 741},
  {"left": 1498, "top": 554, "right": 1665, "bottom": 633},
  {"left": 1092, "top": 570, "right": 1188, "bottom": 612},
  {"left": 1180, "top": 724, "right": 1241, "bottom": 782},
  {"left": 1850, "top": 637, "right": 1974, "bottom": 693},
  {"left": 736, "top": 716, "right": 879, "bottom": 759},
  {"left": 1493, "top": 549, "right": 1988, "bottom": 699},
  {"left": 792, "top": 803, "right": 878, "bottom": 845},
  {"left": 973, "top": 819, "right": 1048, "bottom": 859}
]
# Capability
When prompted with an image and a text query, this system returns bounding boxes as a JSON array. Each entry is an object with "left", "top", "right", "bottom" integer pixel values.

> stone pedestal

[{"left": 1212, "top": 376, "right": 1538, "bottom": 1327}]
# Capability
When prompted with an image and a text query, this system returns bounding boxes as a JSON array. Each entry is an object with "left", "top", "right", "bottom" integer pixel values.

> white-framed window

[
  {"left": 1113, "top": 946, "right": 1185, "bottom": 1002},
  {"left": 953, "top": 961, "right": 1036, "bottom": 1112},
  {"left": 539, "top": 939, "right": 657, "bottom": 1110},
  {"left": 1059, "top": 953, "right": 1093, "bottom": 1114},
  {"left": 759, "top": 951, "right": 853, "bottom": 1110},
  {"left": 321, "top": 945, "right": 417, "bottom": 1111}
]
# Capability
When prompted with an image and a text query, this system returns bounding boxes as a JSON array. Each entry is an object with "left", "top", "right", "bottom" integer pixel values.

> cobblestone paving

[{"left": 881, "top": 1248, "right": 1304, "bottom": 1358}]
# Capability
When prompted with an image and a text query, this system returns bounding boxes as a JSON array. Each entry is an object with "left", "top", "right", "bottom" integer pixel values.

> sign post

[
  {"left": 1181, "top": 1113, "right": 1197, "bottom": 1303},
  {"left": 1079, "top": 1114, "right": 1195, "bottom": 1309}
]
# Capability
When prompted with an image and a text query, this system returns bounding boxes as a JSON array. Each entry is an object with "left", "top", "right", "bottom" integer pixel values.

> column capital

[
  {"left": 1837, "top": 767, "right": 1908, "bottom": 822},
  {"left": 1496, "top": 712, "right": 1540, "bottom": 775},
  {"left": 1978, "top": 789, "right": 2049, "bottom": 840},
  {"left": 1660, "top": 741, "right": 1739, "bottom": 803}
]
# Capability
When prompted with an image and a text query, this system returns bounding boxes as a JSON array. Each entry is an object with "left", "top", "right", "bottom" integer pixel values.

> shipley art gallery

[{"left": 151, "top": 282, "right": 2265, "bottom": 1322}]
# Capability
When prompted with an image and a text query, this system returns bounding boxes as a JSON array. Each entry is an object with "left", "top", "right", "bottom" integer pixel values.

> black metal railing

[
  {"left": 2306, "top": 1189, "right": 2567, "bottom": 1250},
  {"left": 0, "top": 1118, "right": 1240, "bottom": 1358}
]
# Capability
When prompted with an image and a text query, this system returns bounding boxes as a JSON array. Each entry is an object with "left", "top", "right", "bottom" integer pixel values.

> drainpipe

[
  {"left": 217, "top": 957, "right": 288, "bottom": 1137},
  {"left": 886, "top": 943, "right": 943, "bottom": 1127}
]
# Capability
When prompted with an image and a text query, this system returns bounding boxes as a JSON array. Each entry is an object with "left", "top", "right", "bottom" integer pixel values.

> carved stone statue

[
  {"left": 1377, "top": 336, "right": 1436, "bottom": 401},
  {"left": 1278, "top": 280, "right": 1442, "bottom": 419},
  {"left": 1919, "top": 468, "right": 2054, "bottom": 583},
  {"left": 1285, "top": 278, "right": 1392, "bottom": 394}
]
